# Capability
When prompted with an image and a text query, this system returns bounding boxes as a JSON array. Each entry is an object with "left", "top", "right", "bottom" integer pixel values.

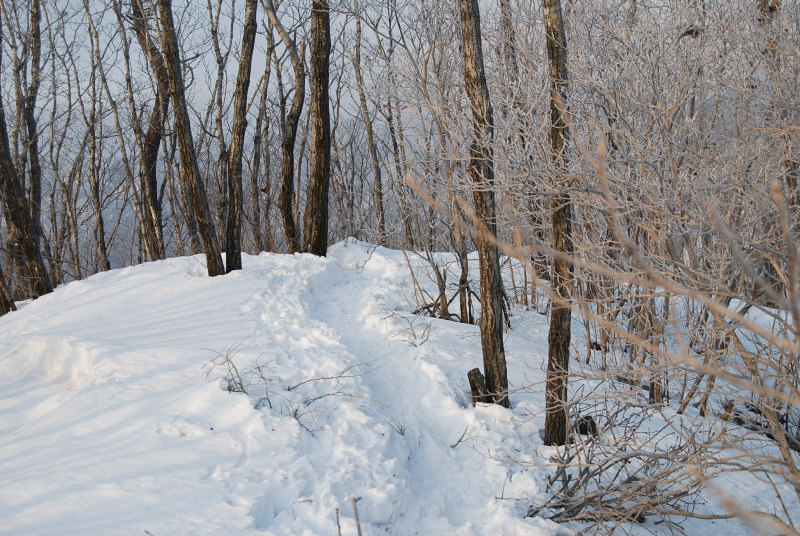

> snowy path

[{"left": 0, "top": 241, "right": 556, "bottom": 536}]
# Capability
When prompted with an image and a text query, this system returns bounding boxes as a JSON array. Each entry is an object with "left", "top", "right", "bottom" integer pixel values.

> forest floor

[{"left": 0, "top": 239, "right": 790, "bottom": 535}]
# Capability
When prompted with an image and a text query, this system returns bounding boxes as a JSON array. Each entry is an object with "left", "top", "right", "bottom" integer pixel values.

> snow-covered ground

[{"left": 0, "top": 240, "right": 789, "bottom": 535}]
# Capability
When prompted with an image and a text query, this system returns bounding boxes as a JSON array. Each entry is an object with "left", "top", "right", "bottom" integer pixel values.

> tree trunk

[
  {"left": 156, "top": 0, "right": 225, "bottom": 276},
  {"left": 384, "top": 102, "right": 415, "bottom": 248},
  {"left": 0, "top": 14, "right": 51, "bottom": 299},
  {"left": 500, "top": 0, "right": 548, "bottom": 282},
  {"left": 130, "top": 0, "right": 168, "bottom": 260},
  {"left": 101, "top": 1, "right": 159, "bottom": 263},
  {"left": 139, "top": 91, "right": 168, "bottom": 260},
  {"left": 265, "top": 0, "right": 305, "bottom": 253},
  {"left": 251, "top": 33, "right": 274, "bottom": 253},
  {"left": 87, "top": 103, "right": 111, "bottom": 272},
  {"left": 468, "top": 367, "right": 490, "bottom": 405},
  {"left": 352, "top": 2, "right": 385, "bottom": 241},
  {"left": 225, "top": 0, "right": 258, "bottom": 271},
  {"left": 0, "top": 106, "right": 52, "bottom": 299},
  {"left": 302, "top": 0, "right": 331, "bottom": 256},
  {"left": 457, "top": 0, "right": 509, "bottom": 408},
  {"left": 542, "top": 0, "right": 574, "bottom": 447},
  {"left": 23, "top": 0, "right": 44, "bottom": 255},
  {"left": 0, "top": 263, "right": 15, "bottom": 316}
]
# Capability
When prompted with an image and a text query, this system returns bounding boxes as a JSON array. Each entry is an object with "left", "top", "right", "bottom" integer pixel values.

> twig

[
  {"left": 351, "top": 497, "right": 363, "bottom": 536},
  {"left": 450, "top": 425, "right": 469, "bottom": 448}
]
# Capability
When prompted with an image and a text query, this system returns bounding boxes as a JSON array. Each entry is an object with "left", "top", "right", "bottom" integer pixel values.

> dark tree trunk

[
  {"left": 0, "top": 264, "right": 15, "bottom": 316},
  {"left": 468, "top": 367, "right": 490, "bottom": 405},
  {"left": 265, "top": 0, "right": 305, "bottom": 253},
  {"left": 251, "top": 32, "right": 274, "bottom": 253},
  {"left": 458, "top": 0, "right": 509, "bottom": 408},
  {"left": 0, "top": 104, "right": 52, "bottom": 299},
  {"left": 225, "top": 0, "right": 258, "bottom": 271},
  {"left": 156, "top": 0, "right": 225, "bottom": 276},
  {"left": 0, "top": 13, "right": 51, "bottom": 299},
  {"left": 140, "top": 93, "right": 168, "bottom": 260},
  {"left": 87, "top": 110, "right": 111, "bottom": 272},
  {"left": 23, "top": 0, "right": 44, "bottom": 254},
  {"left": 131, "top": 0, "right": 168, "bottom": 260},
  {"left": 302, "top": 0, "right": 331, "bottom": 256},
  {"left": 542, "top": 0, "right": 574, "bottom": 447}
]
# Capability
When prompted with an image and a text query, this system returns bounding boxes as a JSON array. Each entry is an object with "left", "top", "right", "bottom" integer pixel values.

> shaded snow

[
  {"left": 0, "top": 239, "right": 786, "bottom": 535},
  {"left": 0, "top": 241, "right": 558, "bottom": 535}
]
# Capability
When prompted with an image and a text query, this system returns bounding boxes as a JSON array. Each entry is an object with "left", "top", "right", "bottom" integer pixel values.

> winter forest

[{"left": 1, "top": 0, "right": 799, "bottom": 533}]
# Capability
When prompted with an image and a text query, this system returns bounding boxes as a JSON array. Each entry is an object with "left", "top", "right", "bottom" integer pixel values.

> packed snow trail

[{"left": 0, "top": 241, "right": 557, "bottom": 536}]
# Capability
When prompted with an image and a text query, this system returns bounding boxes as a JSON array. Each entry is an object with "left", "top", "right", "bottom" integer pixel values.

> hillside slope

[
  {"left": 0, "top": 241, "right": 561, "bottom": 536},
  {"left": 0, "top": 240, "right": 780, "bottom": 535}
]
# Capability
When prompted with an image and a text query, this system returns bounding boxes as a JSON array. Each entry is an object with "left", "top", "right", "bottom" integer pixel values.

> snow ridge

[{"left": 0, "top": 240, "right": 554, "bottom": 536}]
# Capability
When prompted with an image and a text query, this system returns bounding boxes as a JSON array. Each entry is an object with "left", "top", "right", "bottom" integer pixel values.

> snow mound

[{"left": 0, "top": 240, "right": 558, "bottom": 536}]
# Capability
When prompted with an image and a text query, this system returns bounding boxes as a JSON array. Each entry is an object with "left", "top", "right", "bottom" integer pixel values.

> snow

[
  {"left": 0, "top": 241, "right": 547, "bottom": 535},
  {"left": 0, "top": 239, "right": 791, "bottom": 535}
]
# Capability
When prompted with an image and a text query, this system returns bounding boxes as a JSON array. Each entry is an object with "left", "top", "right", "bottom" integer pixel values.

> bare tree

[
  {"left": 225, "top": 0, "right": 259, "bottom": 271},
  {"left": 128, "top": 0, "right": 169, "bottom": 261},
  {"left": 350, "top": 0, "right": 385, "bottom": 241},
  {"left": 265, "top": 0, "right": 305, "bottom": 253},
  {"left": 82, "top": 24, "right": 112, "bottom": 272},
  {"left": 249, "top": 27, "right": 275, "bottom": 253},
  {"left": 458, "top": 0, "right": 509, "bottom": 407},
  {"left": 21, "top": 0, "right": 44, "bottom": 255},
  {"left": 155, "top": 0, "right": 225, "bottom": 276},
  {"left": 0, "top": 15, "right": 52, "bottom": 300},
  {"left": 93, "top": 0, "right": 161, "bottom": 266},
  {"left": 542, "top": 0, "right": 573, "bottom": 447},
  {"left": 302, "top": 0, "right": 331, "bottom": 256}
]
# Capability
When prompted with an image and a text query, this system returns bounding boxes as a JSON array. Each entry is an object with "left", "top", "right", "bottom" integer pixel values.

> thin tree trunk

[
  {"left": 23, "top": 0, "right": 44, "bottom": 254},
  {"left": 129, "top": 0, "right": 168, "bottom": 260},
  {"left": 352, "top": 1, "right": 385, "bottom": 240},
  {"left": 302, "top": 0, "right": 331, "bottom": 256},
  {"left": 87, "top": 99, "right": 110, "bottom": 271},
  {"left": 500, "top": 0, "right": 548, "bottom": 281},
  {"left": 156, "top": 0, "right": 225, "bottom": 276},
  {"left": 457, "top": 0, "right": 509, "bottom": 408},
  {"left": 139, "top": 92, "right": 168, "bottom": 260},
  {"left": 87, "top": 1, "right": 153, "bottom": 266},
  {"left": 251, "top": 34, "right": 273, "bottom": 253},
  {"left": 207, "top": 0, "right": 231, "bottom": 252},
  {"left": 384, "top": 103, "right": 415, "bottom": 248},
  {"left": 542, "top": 0, "right": 574, "bottom": 447},
  {"left": 225, "top": 0, "right": 258, "bottom": 271},
  {"left": 265, "top": 0, "right": 305, "bottom": 253}
]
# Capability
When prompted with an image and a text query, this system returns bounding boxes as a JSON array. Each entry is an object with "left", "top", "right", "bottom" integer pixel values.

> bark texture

[
  {"left": 0, "top": 13, "right": 52, "bottom": 299},
  {"left": 302, "top": 0, "right": 332, "bottom": 256},
  {"left": 458, "top": 0, "right": 509, "bottom": 408},
  {"left": 265, "top": 0, "right": 305, "bottom": 253},
  {"left": 225, "top": 0, "right": 258, "bottom": 271},
  {"left": 130, "top": 0, "right": 167, "bottom": 260},
  {"left": 543, "top": 0, "right": 574, "bottom": 447},
  {"left": 156, "top": 0, "right": 225, "bottom": 276},
  {"left": 23, "top": 0, "right": 44, "bottom": 253},
  {"left": 0, "top": 102, "right": 52, "bottom": 298},
  {"left": 0, "top": 264, "right": 15, "bottom": 315}
]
